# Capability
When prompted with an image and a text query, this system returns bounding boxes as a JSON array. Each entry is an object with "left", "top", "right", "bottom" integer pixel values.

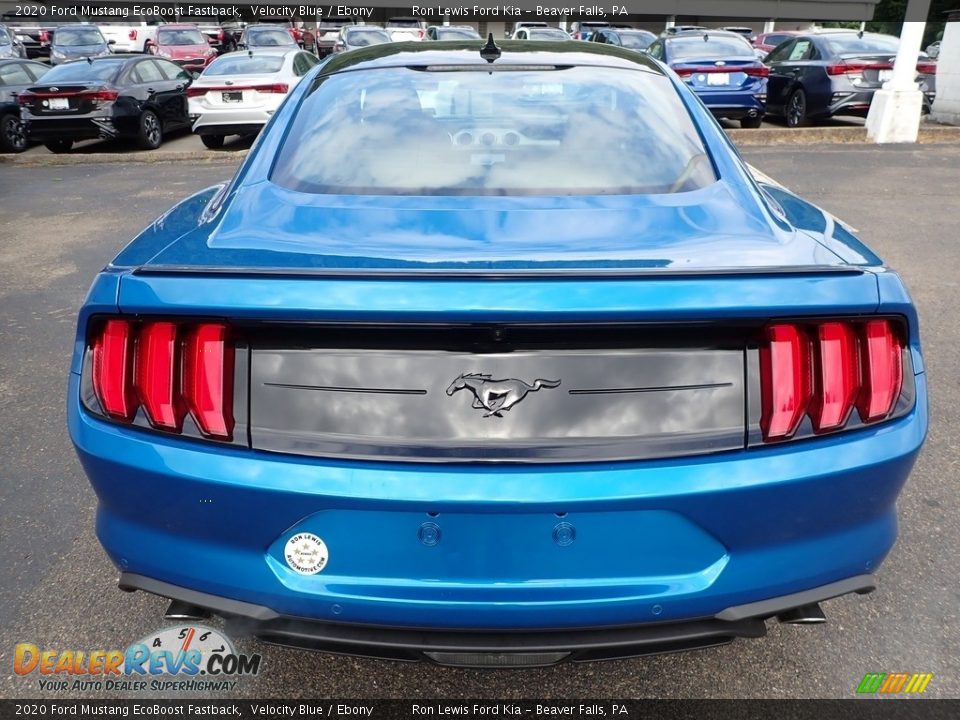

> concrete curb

[
  {"left": 3, "top": 125, "right": 960, "bottom": 166},
  {"left": 0, "top": 150, "right": 248, "bottom": 167}
]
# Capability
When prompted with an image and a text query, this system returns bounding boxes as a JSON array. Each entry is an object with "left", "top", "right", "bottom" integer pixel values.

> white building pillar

[
  {"left": 763, "top": 19, "right": 775, "bottom": 33},
  {"left": 930, "top": 12, "right": 960, "bottom": 125},
  {"left": 443, "top": 12, "right": 450, "bottom": 27},
  {"left": 865, "top": 19, "right": 928, "bottom": 143},
  {"left": 665, "top": 15, "right": 676, "bottom": 31}
]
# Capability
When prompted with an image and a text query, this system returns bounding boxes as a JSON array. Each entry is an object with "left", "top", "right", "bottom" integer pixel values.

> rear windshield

[
  {"left": 437, "top": 28, "right": 481, "bottom": 40},
  {"left": 669, "top": 36, "right": 755, "bottom": 60},
  {"left": 248, "top": 29, "right": 295, "bottom": 46},
  {"left": 618, "top": 32, "right": 656, "bottom": 49},
  {"left": 55, "top": 28, "right": 105, "bottom": 46},
  {"left": 158, "top": 28, "right": 206, "bottom": 46},
  {"left": 345, "top": 29, "right": 391, "bottom": 46},
  {"left": 40, "top": 60, "right": 123, "bottom": 82},
  {"left": 271, "top": 66, "right": 716, "bottom": 196},
  {"left": 387, "top": 19, "right": 422, "bottom": 28},
  {"left": 528, "top": 29, "right": 570, "bottom": 40},
  {"left": 823, "top": 34, "right": 899, "bottom": 56},
  {"left": 204, "top": 54, "right": 284, "bottom": 76}
]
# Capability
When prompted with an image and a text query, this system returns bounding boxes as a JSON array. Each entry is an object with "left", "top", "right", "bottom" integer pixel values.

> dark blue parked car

[
  {"left": 49, "top": 25, "right": 113, "bottom": 65},
  {"left": 646, "top": 30, "right": 768, "bottom": 128},
  {"left": 763, "top": 31, "right": 937, "bottom": 127},
  {"left": 68, "top": 39, "right": 926, "bottom": 667}
]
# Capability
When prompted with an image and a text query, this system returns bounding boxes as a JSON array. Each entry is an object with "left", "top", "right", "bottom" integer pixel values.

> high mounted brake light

[
  {"left": 89, "top": 318, "right": 234, "bottom": 440},
  {"left": 760, "top": 318, "right": 904, "bottom": 441}
]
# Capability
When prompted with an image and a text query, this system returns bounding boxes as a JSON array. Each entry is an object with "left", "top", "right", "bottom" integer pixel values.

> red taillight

[
  {"left": 39, "top": 30, "right": 49, "bottom": 43},
  {"left": 129, "top": 30, "right": 137, "bottom": 40},
  {"left": 92, "top": 319, "right": 137, "bottom": 422},
  {"left": 79, "top": 90, "right": 118, "bottom": 102},
  {"left": 916, "top": 62, "right": 937, "bottom": 75},
  {"left": 676, "top": 65, "right": 767, "bottom": 77},
  {"left": 89, "top": 319, "right": 233, "bottom": 440},
  {"left": 418, "top": 29, "right": 425, "bottom": 39},
  {"left": 135, "top": 322, "right": 183, "bottom": 431},
  {"left": 743, "top": 66, "right": 770, "bottom": 77},
  {"left": 252, "top": 83, "right": 288, "bottom": 94},
  {"left": 760, "top": 319, "right": 905, "bottom": 442},
  {"left": 17, "top": 93, "right": 33, "bottom": 105},
  {"left": 186, "top": 86, "right": 207, "bottom": 97},
  {"left": 182, "top": 323, "right": 234, "bottom": 439},
  {"left": 809, "top": 322, "right": 860, "bottom": 432},
  {"left": 217, "top": 29, "right": 226, "bottom": 41},
  {"left": 759, "top": 324, "right": 811, "bottom": 441},
  {"left": 857, "top": 319, "right": 903, "bottom": 423},
  {"left": 826, "top": 62, "right": 892, "bottom": 76}
]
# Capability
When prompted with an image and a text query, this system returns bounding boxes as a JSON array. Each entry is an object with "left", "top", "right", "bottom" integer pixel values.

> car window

[
  {"left": 293, "top": 52, "right": 310, "bottom": 76},
  {"left": 155, "top": 59, "right": 188, "bottom": 81},
  {"left": 527, "top": 29, "right": 570, "bottom": 40},
  {"left": 766, "top": 34, "right": 792, "bottom": 46},
  {"left": 438, "top": 28, "right": 480, "bottom": 40},
  {"left": 646, "top": 41, "right": 664, "bottom": 60},
  {"left": 157, "top": 28, "right": 206, "bottom": 46},
  {"left": 249, "top": 29, "right": 295, "bottom": 46},
  {"left": 24, "top": 62, "right": 49, "bottom": 81},
  {"left": 823, "top": 34, "right": 899, "bottom": 56},
  {"left": 619, "top": 32, "right": 655, "bottom": 50},
  {"left": 765, "top": 39, "right": 796, "bottom": 63},
  {"left": 272, "top": 66, "right": 717, "bottom": 196},
  {"left": 54, "top": 28, "right": 105, "bottom": 46},
  {"left": 38, "top": 60, "right": 123, "bottom": 83},
  {"left": 668, "top": 35, "right": 755, "bottom": 60},
  {"left": 788, "top": 40, "right": 813, "bottom": 61},
  {"left": 0, "top": 26, "right": 11, "bottom": 44},
  {"left": 133, "top": 59, "right": 164, "bottom": 84},
  {"left": 345, "top": 29, "right": 391, "bottom": 47},
  {"left": 0, "top": 61, "right": 31, "bottom": 85},
  {"left": 204, "top": 54, "right": 285, "bottom": 75}
]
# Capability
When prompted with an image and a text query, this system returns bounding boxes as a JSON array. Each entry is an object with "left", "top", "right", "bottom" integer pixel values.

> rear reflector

[
  {"left": 89, "top": 319, "right": 233, "bottom": 440},
  {"left": 857, "top": 319, "right": 903, "bottom": 423},
  {"left": 92, "top": 319, "right": 136, "bottom": 422},
  {"left": 135, "top": 321, "right": 182, "bottom": 431},
  {"left": 182, "top": 323, "right": 234, "bottom": 439},
  {"left": 759, "top": 319, "right": 905, "bottom": 441},
  {"left": 809, "top": 322, "right": 860, "bottom": 432},
  {"left": 759, "top": 324, "right": 811, "bottom": 440}
]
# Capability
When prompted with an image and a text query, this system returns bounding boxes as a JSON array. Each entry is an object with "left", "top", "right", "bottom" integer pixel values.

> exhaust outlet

[
  {"left": 164, "top": 599, "right": 211, "bottom": 621},
  {"left": 777, "top": 603, "right": 826, "bottom": 625}
]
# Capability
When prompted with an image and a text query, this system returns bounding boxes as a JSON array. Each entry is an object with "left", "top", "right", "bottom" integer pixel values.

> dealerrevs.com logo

[{"left": 14, "top": 625, "right": 262, "bottom": 693}]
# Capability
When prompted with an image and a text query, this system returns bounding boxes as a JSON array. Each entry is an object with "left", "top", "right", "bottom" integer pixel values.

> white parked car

[
  {"left": 385, "top": 17, "right": 427, "bottom": 41},
  {"left": 98, "top": 19, "right": 165, "bottom": 53},
  {"left": 187, "top": 48, "right": 320, "bottom": 148}
]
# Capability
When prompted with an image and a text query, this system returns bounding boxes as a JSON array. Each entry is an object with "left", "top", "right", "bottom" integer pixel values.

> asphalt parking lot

[{"left": 0, "top": 144, "right": 958, "bottom": 699}]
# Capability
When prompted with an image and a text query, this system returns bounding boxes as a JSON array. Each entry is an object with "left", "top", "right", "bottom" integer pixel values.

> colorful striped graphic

[{"left": 857, "top": 673, "right": 933, "bottom": 694}]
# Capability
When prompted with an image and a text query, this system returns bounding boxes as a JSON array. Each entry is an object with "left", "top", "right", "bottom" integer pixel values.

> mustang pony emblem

[{"left": 445, "top": 373, "right": 561, "bottom": 417}]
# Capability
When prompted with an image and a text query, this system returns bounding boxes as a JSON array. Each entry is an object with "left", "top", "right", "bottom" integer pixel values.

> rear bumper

[
  {"left": 119, "top": 572, "right": 875, "bottom": 665},
  {"left": 25, "top": 114, "right": 123, "bottom": 141},
  {"left": 189, "top": 106, "right": 275, "bottom": 134},
  {"left": 69, "top": 366, "right": 926, "bottom": 633}
]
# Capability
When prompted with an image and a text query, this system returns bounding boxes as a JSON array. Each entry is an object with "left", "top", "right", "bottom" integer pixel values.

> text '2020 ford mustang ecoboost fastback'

[{"left": 68, "top": 39, "right": 927, "bottom": 667}]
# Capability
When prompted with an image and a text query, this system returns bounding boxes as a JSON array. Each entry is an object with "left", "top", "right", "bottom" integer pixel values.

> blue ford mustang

[{"left": 68, "top": 39, "right": 926, "bottom": 667}]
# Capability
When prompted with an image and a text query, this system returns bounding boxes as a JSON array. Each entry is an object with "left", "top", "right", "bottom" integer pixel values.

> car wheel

[
  {"left": 43, "top": 139, "right": 73, "bottom": 154},
  {"left": 786, "top": 88, "right": 808, "bottom": 128},
  {"left": 740, "top": 115, "right": 763, "bottom": 129},
  {"left": 138, "top": 110, "right": 163, "bottom": 150},
  {"left": 0, "top": 113, "right": 28, "bottom": 153},
  {"left": 201, "top": 134, "right": 225, "bottom": 149}
]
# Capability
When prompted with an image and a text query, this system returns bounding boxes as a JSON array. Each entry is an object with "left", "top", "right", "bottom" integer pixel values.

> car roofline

[{"left": 314, "top": 40, "right": 665, "bottom": 76}]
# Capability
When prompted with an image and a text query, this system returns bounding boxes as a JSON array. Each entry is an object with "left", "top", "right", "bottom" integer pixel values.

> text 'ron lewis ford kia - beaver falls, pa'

[{"left": 67, "top": 37, "right": 927, "bottom": 668}]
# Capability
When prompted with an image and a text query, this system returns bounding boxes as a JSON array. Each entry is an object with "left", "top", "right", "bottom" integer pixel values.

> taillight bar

[
  {"left": 89, "top": 318, "right": 234, "bottom": 440},
  {"left": 759, "top": 319, "right": 905, "bottom": 441},
  {"left": 676, "top": 66, "right": 769, "bottom": 77},
  {"left": 826, "top": 62, "right": 893, "bottom": 76},
  {"left": 186, "top": 83, "right": 289, "bottom": 97},
  {"left": 19, "top": 89, "right": 118, "bottom": 103}
]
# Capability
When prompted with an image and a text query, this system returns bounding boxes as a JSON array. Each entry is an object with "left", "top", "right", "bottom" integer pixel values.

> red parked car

[
  {"left": 753, "top": 30, "right": 802, "bottom": 55},
  {"left": 150, "top": 24, "right": 217, "bottom": 74}
]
